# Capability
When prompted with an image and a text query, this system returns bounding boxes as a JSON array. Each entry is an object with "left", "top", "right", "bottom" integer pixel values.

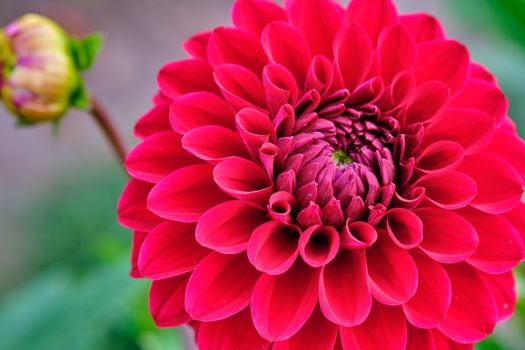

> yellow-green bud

[{"left": 0, "top": 14, "right": 101, "bottom": 123}]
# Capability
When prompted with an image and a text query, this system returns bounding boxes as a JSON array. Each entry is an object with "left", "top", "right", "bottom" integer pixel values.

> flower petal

[
  {"left": 376, "top": 71, "right": 416, "bottom": 112},
  {"left": 470, "top": 63, "right": 496, "bottom": 84},
  {"left": 248, "top": 221, "right": 301, "bottom": 275},
  {"left": 340, "top": 221, "right": 378, "bottom": 249},
  {"left": 134, "top": 102, "right": 171, "bottom": 138},
  {"left": 423, "top": 108, "right": 495, "bottom": 154},
  {"left": 378, "top": 25, "right": 416, "bottom": 84},
  {"left": 231, "top": 0, "right": 288, "bottom": 36},
  {"left": 405, "top": 81, "right": 450, "bottom": 125},
  {"left": 118, "top": 179, "right": 162, "bottom": 231},
  {"left": 130, "top": 231, "right": 147, "bottom": 278},
  {"left": 182, "top": 126, "right": 250, "bottom": 162},
  {"left": 399, "top": 14, "right": 444, "bottom": 43},
  {"left": 384, "top": 208, "right": 423, "bottom": 249},
  {"left": 273, "top": 305, "right": 338, "bottom": 350},
  {"left": 450, "top": 79, "right": 508, "bottom": 125},
  {"left": 196, "top": 200, "right": 267, "bottom": 254},
  {"left": 334, "top": 24, "right": 373, "bottom": 92},
  {"left": 251, "top": 259, "right": 319, "bottom": 341},
  {"left": 149, "top": 273, "right": 191, "bottom": 327},
  {"left": 438, "top": 263, "right": 497, "bottom": 343},
  {"left": 458, "top": 152, "right": 523, "bottom": 214},
  {"left": 406, "top": 326, "right": 436, "bottom": 350},
  {"left": 235, "top": 107, "right": 275, "bottom": 159},
  {"left": 138, "top": 221, "right": 209, "bottom": 279},
  {"left": 403, "top": 251, "right": 451, "bottom": 329},
  {"left": 148, "top": 164, "right": 231, "bottom": 222},
  {"left": 415, "top": 207, "right": 478, "bottom": 264},
  {"left": 346, "top": 77, "right": 384, "bottom": 107},
  {"left": 340, "top": 302, "right": 407, "bottom": 350},
  {"left": 366, "top": 231, "right": 418, "bottom": 305},
  {"left": 344, "top": 0, "right": 398, "bottom": 44},
  {"left": 415, "top": 40, "right": 470, "bottom": 96},
  {"left": 214, "top": 64, "right": 267, "bottom": 111},
  {"left": 299, "top": 225, "right": 340, "bottom": 267},
  {"left": 263, "top": 65, "right": 299, "bottom": 116},
  {"left": 197, "top": 308, "right": 270, "bottom": 350},
  {"left": 207, "top": 27, "right": 268, "bottom": 74},
  {"left": 284, "top": 0, "right": 343, "bottom": 59},
  {"left": 261, "top": 21, "right": 311, "bottom": 85},
  {"left": 432, "top": 331, "right": 474, "bottom": 350},
  {"left": 416, "top": 140, "right": 464, "bottom": 174},
  {"left": 213, "top": 157, "right": 273, "bottom": 205},
  {"left": 268, "top": 191, "right": 296, "bottom": 224},
  {"left": 158, "top": 59, "right": 219, "bottom": 99},
  {"left": 126, "top": 131, "right": 201, "bottom": 183},
  {"left": 319, "top": 249, "right": 371, "bottom": 327},
  {"left": 479, "top": 271, "right": 516, "bottom": 322},
  {"left": 182, "top": 31, "right": 210, "bottom": 60},
  {"left": 185, "top": 252, "right": 260, "bottom": 321},
  {"left": 416, "top": 171, "right": 477, "bottom": 210},
  {"left": 460, "top": 207, "right": 523, "bottom": 274},
  {"left": 170, "top": 92, "right": 235, "bottom": 134},
  {"left": 503, "top": 202, "right": 525, "bottom": 250},
  {"left": 305, "top": 55, "right": 335, "bottom": 97},
  {"left": 485, "top": 129, "right": 525, "bottom": 183}
]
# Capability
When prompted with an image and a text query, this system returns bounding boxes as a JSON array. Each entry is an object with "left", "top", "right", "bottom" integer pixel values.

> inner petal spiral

[{"left": 276, "top": 87, "right": 400, "bottom": 230}]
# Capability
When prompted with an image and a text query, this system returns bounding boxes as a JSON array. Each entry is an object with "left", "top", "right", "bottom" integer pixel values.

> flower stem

[{"left": 89, "top": 96, "right": 127, "bottom": 165}]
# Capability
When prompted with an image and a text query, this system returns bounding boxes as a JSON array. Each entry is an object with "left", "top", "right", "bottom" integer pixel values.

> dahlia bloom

[{"left": 118, "top": 0, "right": 525, "bottom": 349}]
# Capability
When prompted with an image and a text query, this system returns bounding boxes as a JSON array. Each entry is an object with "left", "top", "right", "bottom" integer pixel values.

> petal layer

[
  {"left": 148, "top": 164, "right": 231, "bottom": 222},
  {"left": 196, "top": 200, "right": 267, "bottom": 254},
  {"left": 366, "top": 232, "right": 418, "bottom": 305},
  {"left": 458, "top": 152, "right": 523, "bottom": 214},
  {"left": 319, "top": 250, "right": 371, "bottom": 327},
  {"left": 138, "top": 221, "right": 209, "bottom": 279},
  {"left": 273, "top": 305, "right": 338, "bottom": 350},
  {"left": 340, "top": 302, "right": 407, "bottom": 350},
  {"left": 197, "top": 308, "right": 270, "bottom": 350},
  {"left": 185, "top": 252, "right": 260, "bottom": 321},
  {"left": 438, "top": 263, "right": 497, "bottom": 343},
  {"left": 460, "top": 207, "right": 523, "bottom": 274},
  {"left": 416, "top": 207, "right": 479, "bottom": 264},
  {"left": 248, "top": 221, "right": 301, "bottom": 275},
  {"left": 403, "top": 251, "right": 451, "bottom": 329},
  {"left": 149, "top": 274, "right": 191, "bottom": 327},
  {"left": 126, "top": 131, "right": 200, "bottom": 183},
  {"left": 251, "top": 260, "right": 319, "bottom": 341}
]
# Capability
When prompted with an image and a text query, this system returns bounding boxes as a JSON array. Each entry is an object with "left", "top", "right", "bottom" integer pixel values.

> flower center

[
  {"left": 275, "top": 88, "right": 400, "bottom": 228},
  {"left": 331, "top": 149, "right": 353, "bottom": 166}
]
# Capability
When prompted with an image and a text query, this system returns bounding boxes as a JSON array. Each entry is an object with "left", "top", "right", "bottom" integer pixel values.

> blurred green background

[{"left": 0, "top": 1, "right": 524, "bottom": 349}]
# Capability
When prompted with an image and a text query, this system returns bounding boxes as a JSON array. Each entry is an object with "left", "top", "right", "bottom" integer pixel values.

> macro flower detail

[
  {"left": 0, "top": 13, "right": 102, "bottom": 123},
  {"left": 118, "top": 0, "right": 525, "bottom": 349}
]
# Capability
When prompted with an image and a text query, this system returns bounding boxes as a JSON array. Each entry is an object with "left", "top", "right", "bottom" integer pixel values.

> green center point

[{"left": 332, "top": 149, "right": 353, "bottom": 166}]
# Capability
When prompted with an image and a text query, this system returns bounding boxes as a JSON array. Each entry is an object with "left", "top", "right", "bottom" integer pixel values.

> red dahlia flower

[{"left": 118, "top": 0, "right": 525, "bottom": 349}]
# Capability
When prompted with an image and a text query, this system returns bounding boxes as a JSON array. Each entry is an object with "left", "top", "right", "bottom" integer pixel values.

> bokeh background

[{"left": 0, "top": 1, "right": 524, "bottom": 349}]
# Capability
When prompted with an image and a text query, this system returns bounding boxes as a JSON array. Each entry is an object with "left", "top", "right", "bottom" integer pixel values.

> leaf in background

[
  {"left": 448, "top": 0, "right": 525, "bottom": 47},
  {"left": 9, "top": 164, "right": 129, "bottom": 282},
  {"left": 0, "top": 260, "right": 132, "bottom": 350},
  {"left": 139, "top": 331, "right": 187, "bottom": 350},
  {"left": 70, "top": 33, "right": 104, "bottom": 71},
  {"left": 0, "top": 259, "right": 185, "bottom": 350}
]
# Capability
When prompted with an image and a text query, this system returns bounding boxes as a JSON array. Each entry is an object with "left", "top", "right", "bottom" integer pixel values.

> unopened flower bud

[{"left": 0, "top": 14, "right": 102, "bottom": 123}]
